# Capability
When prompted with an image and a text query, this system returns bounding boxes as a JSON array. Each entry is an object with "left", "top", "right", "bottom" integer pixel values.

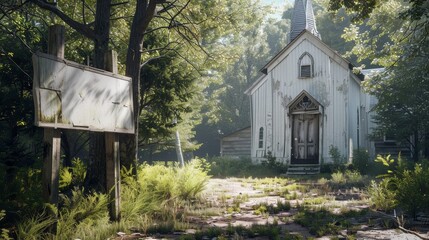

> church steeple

[{"left": 289, "top": 0, "right": 321, "bottom": 43}]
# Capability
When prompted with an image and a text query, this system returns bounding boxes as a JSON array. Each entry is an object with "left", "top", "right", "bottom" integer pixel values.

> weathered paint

[
  {"left": 247, "top": 31, "right": 371, "bottom": 164},
  {"left": 33, "top": 52, "right": 134, "bottom": 133}
]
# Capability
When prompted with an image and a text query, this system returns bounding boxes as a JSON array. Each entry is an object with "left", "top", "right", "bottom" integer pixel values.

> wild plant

[
  {"left": 16, "top": 209, "right": 57, "bottom": 239},
  {"left": 329, "top": 145, "right": 346, "bottom": 166},
  {"left": 0, "top": 210, "right": 12, "bottom": 240},
  {"left": 331, "top": 171, "right": 346, "bottom": 184},
  {"left": 59, "top": 158, "right": 86, "bottom": 190},
  {"left": 56, "top": 189, "right": 109, "bottom": 238},
  {"left": 352, "top": 149, "right": 370, "bottom": 174},
  {"left": 371, "top": 155, "right": 429, "bottom": 216}
]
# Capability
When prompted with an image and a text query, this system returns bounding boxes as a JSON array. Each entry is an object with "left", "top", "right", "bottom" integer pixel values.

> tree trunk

[
  {"left": 121, "top": 0, "right": 158, "bottom": 172},
  {"left": 175, "top": 129, "right": 185, "bottom": 167},
  {"left": 86, "top": 0, "right": 112, "bottom": 191}
]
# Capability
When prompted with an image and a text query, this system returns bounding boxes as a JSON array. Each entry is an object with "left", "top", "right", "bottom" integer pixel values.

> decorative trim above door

[{"left": 288, "top": 90, "right": 323, "bottom": 115}]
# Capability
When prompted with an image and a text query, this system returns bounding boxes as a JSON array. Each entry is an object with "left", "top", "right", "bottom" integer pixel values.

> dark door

[{"left": 291, "top": 114, "right": 319, "bottom": 164}]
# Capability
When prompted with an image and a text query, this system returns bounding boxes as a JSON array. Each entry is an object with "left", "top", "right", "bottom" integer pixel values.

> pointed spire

[{"left": 289, "top": 0, "right": 321, "bottom": 43}]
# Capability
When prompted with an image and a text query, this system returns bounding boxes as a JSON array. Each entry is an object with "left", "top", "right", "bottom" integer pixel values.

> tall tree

[
  {"left": 329, "top": 0, "right": 429, "bottom": 160},
  {"left": 2, "top": 0, "right": 266, "bottom": 179},
  {"left": 0, "top": 4, "right": 45, "bottom": 205}
]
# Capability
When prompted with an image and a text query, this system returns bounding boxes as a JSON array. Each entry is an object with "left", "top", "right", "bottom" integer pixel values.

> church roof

[{"left": 289, "top": 0, "right": 321, "bottom": 43}]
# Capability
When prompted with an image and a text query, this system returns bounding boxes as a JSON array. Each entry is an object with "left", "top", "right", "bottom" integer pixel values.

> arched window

[
  {"left": 258, "top": 127, "right": 264, "bottom": 148},
  {"left": 298, "top": 52, "right": 314, "bottom": 78}
]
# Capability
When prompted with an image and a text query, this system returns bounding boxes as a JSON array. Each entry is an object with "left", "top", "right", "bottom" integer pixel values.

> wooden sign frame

[{"left": 33, "top": 52, "right": 134, "bottom": 134}]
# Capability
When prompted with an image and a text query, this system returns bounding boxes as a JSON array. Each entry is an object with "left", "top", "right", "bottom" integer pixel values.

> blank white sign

[{"left": 33, "top": 52, "right": 134, "bottom": 134}]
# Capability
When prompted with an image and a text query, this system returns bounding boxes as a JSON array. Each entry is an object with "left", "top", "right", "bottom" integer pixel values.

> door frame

[{"left": 287, "top": 91, "right": 323, "bottom": 165}]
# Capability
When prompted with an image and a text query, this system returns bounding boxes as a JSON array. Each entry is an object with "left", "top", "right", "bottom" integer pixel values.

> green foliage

[
  {"left": 8, "top": 157, "right": 210, "bottom": 239},
  {"left": 294, "top": 209, "right": 340, "bottom": 237},
  {"left": 371, "top": 155, "right": 429, "bottom": 216},
  {"left": 352, "top": 149, "right": 370, "bottom": 174},
  {"left": 121, "top": 158, "right": 210, "bottom": 222},
  {"left": 295, "top": 208, "right": 365, "bottom": 237},
  {"left": 196, "top": 9, "right": 290, "bottom": 155},
  {"left": 328, "top": 0, "right": 380, "bottom": 22},
  {"left": 331, "top": 171, "right": 346, "bottom": 184},
  {"left": 0, "top": 210, "right": 12, "bottom": 240},
  {"left": 261, "top": 151, "right": 286, "bottom": 171},
  {"left": 175, "top": 158, "right": 211, "bottom": 200},
  {"left": 367, "top": 179, "right": 397, "bottom": 211},
  {"left": 16, "top": 210, "right": 57, "bottom": 240},
  {"left": 253, "top": 200, "right": 291, "bottom": 215},
  {"left": 335, "top": 0, "right": 429, "bottom": 160},
  {"left": 395, "top": 163, "right": 429, "bottom": 216},
  {"left": 329, "top": 145, "right": 346, "bottom": 166},
  {"left": 208, "top": 156, "right": 286, "bottom": 178},
  {"left": 15, "top": 190, "right": 112, "bottom": 240},
  {"left": 59, "top": 158, "right": 87, "bottom": 190},
  {"left": 330, "top": 170, "right": 366, "bottom": 188},
  {"left": 187, "top": 223, "right": 281, "bottom": 240}
]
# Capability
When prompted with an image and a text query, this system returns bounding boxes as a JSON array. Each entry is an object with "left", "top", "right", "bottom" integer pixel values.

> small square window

[{"left": 300, "top": 65, "right": 311, "bottom": 78}]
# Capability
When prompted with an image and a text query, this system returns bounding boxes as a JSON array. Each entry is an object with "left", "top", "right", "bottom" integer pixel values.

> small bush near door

[{"left": 352, "top": 149, "right": 370, "bottom": 174}]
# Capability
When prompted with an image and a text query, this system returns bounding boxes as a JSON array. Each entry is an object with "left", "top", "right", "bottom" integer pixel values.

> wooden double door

[{"left": 291, "top": 114, "right": 319, "bottom": 164}]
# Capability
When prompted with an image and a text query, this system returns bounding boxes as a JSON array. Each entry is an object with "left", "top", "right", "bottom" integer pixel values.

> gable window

[
  {"left": 298, "top": 52, "right": 314, "bottom": 78},
  {"left": 258, "top": 127, "right": 264, "bottom": 148}
]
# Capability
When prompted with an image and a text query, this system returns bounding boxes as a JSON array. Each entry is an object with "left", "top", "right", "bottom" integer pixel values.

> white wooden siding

[
  {"left": 250, "top": 75, "right": 272, "bottom": 160},
  {"left": 248, "top": 31, "right": 366, "bottom": 164}
]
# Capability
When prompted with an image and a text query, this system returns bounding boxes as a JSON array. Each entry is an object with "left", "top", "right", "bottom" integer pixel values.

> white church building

[{"left": 244, "top": 0, "right": 377, "bottom": 169}]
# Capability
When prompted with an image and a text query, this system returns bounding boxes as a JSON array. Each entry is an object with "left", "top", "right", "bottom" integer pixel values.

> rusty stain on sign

[{"left": 33, "top": 52, "right": 135, "bottom": 134}]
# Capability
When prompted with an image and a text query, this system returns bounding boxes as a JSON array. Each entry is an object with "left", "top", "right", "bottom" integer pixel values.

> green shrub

[
  {"left": 208, "top": 156, "right": 253, "bottom": 177},
  {"left": 120, "top": 158, "right": 210, "bottom": 223},
  {"left": 371, "top": 155, "right": 429, "bottom": 216},
  {"left": 345, "top": 170, "right": 363, "bottom": 183},
  {"left": 56, "top": 189, "right": 109, "bottom": 238},
  {"left": 175, "top": 158, "right": 210, "bottom": 200},
  {"left": 253, "top": 200, "right": 290, "bottom": 215},
  {"left": 331, "top": 171, "right": 346, "bottom": 184},
  {"left": 208, "top": 156, "right": 285, "bottom": 177},
  {"left": 367, "top": 179, "right": 397, "bottom": 211},
  {"left": 395, "top": 163, "right": 429, "bottom": 216},
  {"left": 13, "top": 157, "right": 211, "bottom": 239},
  {"left": 352, "top": 149, "right": 370, "bottom": 174},
  {"left": 59, "top": 158, "right": 87, "bottom": 190},
  {"left": 16, "top": 210, "right": 57, "bottom": 239},
  {"left": 294, "top": 209, "right": 340, "bottom": 237},
  {"left": 0, "top": 210, "right": 12, "bottom": 240},
  {"left": 261, "top": 151, "right": 284, "bottom": 170},
  {"left": 329, "top": 145, "right": 346, "bottom": 166}
]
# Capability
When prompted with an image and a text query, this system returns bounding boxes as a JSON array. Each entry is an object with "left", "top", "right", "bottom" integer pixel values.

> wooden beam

[
  {"left": 42, "top": 128, "right": 61, "bottom": 204},
  {"left": 42, "top": 25, "right": 64, "bottom": 233},
  {"left": 105, "top": 132, "right": 120, "bottom": 220},
  {"left": 42, "top": 25, "right": 64, "bottom": 207},
  {"left": 105, "top": 50, "right": 121, "bottom": 221}
]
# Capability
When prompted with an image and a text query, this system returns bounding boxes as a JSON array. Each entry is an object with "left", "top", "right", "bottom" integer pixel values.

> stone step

[{"left": 286, "top": 165, "right": 320, "bottom": 175}]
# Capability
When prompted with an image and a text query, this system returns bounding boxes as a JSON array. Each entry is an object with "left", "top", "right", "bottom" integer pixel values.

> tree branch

[
  {"left": 29, "top": 0, "right": 96, "bottom": 40},
  {"left": 110, "top": 1, "right": 129, "bottom": 7}
]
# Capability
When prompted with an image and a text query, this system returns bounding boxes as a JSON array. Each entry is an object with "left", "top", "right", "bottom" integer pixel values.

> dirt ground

[
  {"left": 118, "top": 177, "right": 429, "bottom": 240},
  {"left": 198, "top": 178, "right": 429, "bottom": 240}
]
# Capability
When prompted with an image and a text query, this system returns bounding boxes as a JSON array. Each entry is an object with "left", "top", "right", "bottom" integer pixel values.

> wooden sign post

[
  {"left": 35, "top": 25, "right": 132, "bottom": 223},
  {"left": 42, "top": 24, "right": 64, "bottom": 207},
  {"left": 104, "top": 50, "right": 121, "bottom": 220}
]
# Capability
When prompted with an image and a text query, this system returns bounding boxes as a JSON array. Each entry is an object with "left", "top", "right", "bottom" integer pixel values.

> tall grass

[
  {"left": 208, "top": 156, "right": 286, "bottom": 177},
  {"left": 12, "top": 157, "right": 211, "bottom": 239}
]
